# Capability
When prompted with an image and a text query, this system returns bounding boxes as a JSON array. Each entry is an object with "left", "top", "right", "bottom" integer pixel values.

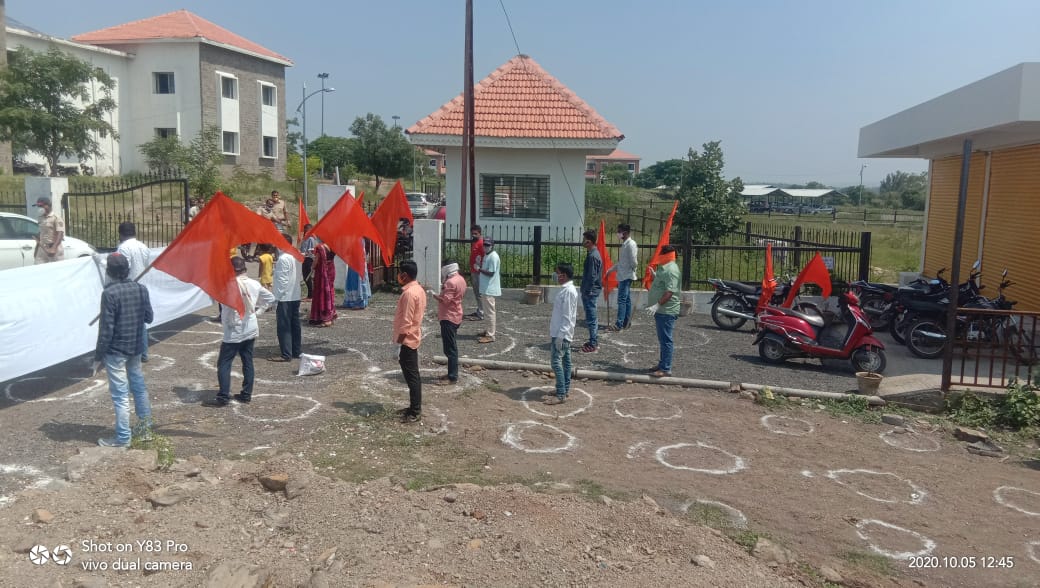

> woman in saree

[
  {"left": 341, "top": 239, "right": 371, "bottom": 310},
  {"left": 308, "top": 241, "right": 338, "bottom": 327}
]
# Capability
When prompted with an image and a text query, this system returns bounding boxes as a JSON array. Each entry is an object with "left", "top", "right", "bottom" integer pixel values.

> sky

[{"left": 7, "top": 0, "right": 1040, "bottom": 187}]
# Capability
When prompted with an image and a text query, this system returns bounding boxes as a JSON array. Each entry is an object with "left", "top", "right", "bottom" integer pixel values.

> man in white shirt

[
  {"left": 605, "top": 223, "right": 639, "bottom": 331},
  {"left": 116, "top": 222, "right": 152, "bottom": 361},
  {"left": 203, "top": 256, "right": 275, "bottom": 407},
  {"left": 475, "top": 238, "right": 501, "bottom": 344},
  {"left": 269, "top": 232, "right": 303, "bottom": 363},
  {"left": 546, "top": 262, "right": 578, "bottom": 405}
]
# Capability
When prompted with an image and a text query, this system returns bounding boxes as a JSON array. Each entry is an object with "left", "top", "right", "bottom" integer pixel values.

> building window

[
  {"left": 261, "top": 84, "right": 276, "bottom": 107},
  {"left": 586, "top": 161, "right": 596, "bottom": 171},
  {"left": 479, "top": 174, "right": 549, "bottom": 220},
  {"left": 627, "top": 162, "right": 636, "bottom": 172},
  {"left": 153, "top": 72, "right": 175, "bottom": 94},
  {"left": 429, "top": 158, "right": 438, "bottom": 169},
  {"left": 262, "top": 136, "right": 277, "bottom": 158},
  {"left": 222, "top": 131, "right": 239, "bottom": 155},
  {"left": 155, "top": 128, "right": 177, "bottom": 139},
  {"left": 221, "top": 76, "right": 238, "bottom": 99}
]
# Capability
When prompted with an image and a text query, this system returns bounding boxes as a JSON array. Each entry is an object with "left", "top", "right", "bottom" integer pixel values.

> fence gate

[{"left": 62, "top": 174, "right": 190, "bottom": 251}]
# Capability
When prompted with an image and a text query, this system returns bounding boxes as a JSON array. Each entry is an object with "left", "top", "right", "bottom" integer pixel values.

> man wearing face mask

[
  {"left": 427, "top": 260, "right": 467, "bottom": 385},
  {"left": 393, "top": 260, "right": 427, "bottom": 423},
  {"left": 605, "top": 224, "right": 638, "bottom": 331},
  {"left": 645, "top": 244, "right": 681, "bottom": 377},
  {"left": 465, "top": 225, "right": 485, "bottom": 321},
  {"left": 474, "top": 238, "right": 501, "bottom": 343}
]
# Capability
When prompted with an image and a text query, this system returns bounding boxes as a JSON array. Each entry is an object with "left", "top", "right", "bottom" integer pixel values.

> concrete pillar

[
  {"left": 0, "top": 0, "right": 12, "bottom": 175},
  {"left": 413, "top": 219, "right": 443, "bottom": 292}
]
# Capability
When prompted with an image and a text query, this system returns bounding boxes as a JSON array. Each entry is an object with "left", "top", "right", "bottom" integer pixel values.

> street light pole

[
  {"left": 859, "top": 163, "right": 868, "bottom": 208},
  {"left": 296, "top": 83, "right": 335, "bottom": 213},
  {"left": 317, "top": 73, "right": 329, "bottom": 136}
]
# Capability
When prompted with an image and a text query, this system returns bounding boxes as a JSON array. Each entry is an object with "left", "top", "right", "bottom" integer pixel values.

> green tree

[
  {"left": 634, "top": 159, "right": 683, "bottom": 189},
  {"left": 179, "top": 126, "right": 224, "bottom": 199},
  {"left": 286, "top": 152, "right": 322, "bottom": 181},
  {"left": 307, "top": 135, "right": 356, "bottom": 173},
  {"left": 601, "top": 163, "right": 632, "bottom": 185},
  {"left": 138, "top": 135, "right": 181, "bottom": 174},
  {"left": 880, "top": 170, "right": 928, "bottom": 210},
  {"left": 348, "top": 113, "right": 413, "bottom": 192},
  {"left": 286, "top": 117, "right": 303, "bottom": 156},
  {"left": 0, "top": 46, "right": 118, "bottom": 176},
  {"left": 674, "top": 141, "right": 744, "bottom": 244}
]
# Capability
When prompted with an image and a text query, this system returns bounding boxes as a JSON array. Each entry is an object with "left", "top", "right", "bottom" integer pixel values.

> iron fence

[
  {"left": 62, "top": 172, "right": 189, "bottom": 251},
  {"left": 945, "top": 309, "right": 1039, "bottom": 390},
  {"left": 0, "top": 190, "right": 26, "bottom": 213}
]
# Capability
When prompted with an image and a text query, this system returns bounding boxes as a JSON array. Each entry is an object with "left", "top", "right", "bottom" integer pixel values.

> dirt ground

[{"left": 1, "top": 293, "right": 1038, "bottom": 587}]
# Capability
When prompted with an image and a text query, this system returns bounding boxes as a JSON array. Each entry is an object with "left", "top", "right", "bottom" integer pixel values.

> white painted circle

[
  {"left": 145, "top": 355, "right": 177, "bottom": 372},
  {"left": 655, "top": 442, "right": 747, "bottom": 475},
  {"left": 825, "top": 469, "right": 927, "bottom": 505},
  {"left": 855, "top": 519, "right": 936, "bottom": 560},
  {"left": 994, "top": 486, "right": 1040, "bottom": 516},
  {"left": 363, "top": 368, "right": 482, "bottom": 400},
  {"left": 0, "top": 464, "right": 55, "bottom": 507},
  {"left": 760, "top": 414, "right": 815, "bottom": 436},
  {"left": 198, "top": 351, "right": 296, "bottom": 385},
  {"left": 231, "top": 394, "right": 321, "bottom": 422},
  {"left": 681, "top": 499, "right": 748, "bottom": 529},
  {"left": 1027, "top": 541, "right": 1040, "bottom": 565},
  {"left": 473, "top": 334, "right": 518, "bottom": 358},
  {"left": 150, "top": 329, "right": 223, "bottom": 346},
  {"left": 522, "top": 387, "right": 593, "bottom": 419},
  {"left": 4, "top": 377, "right": 104, "bottom": 403},
  {"left": 878, "top": 429, "right": 941, "bottom": 452},
  {"left": 614, "top": 397, "right": 682, "bottom": 420},
  {"left": 501, "top": 421, "right": 577, "bottom": 454}
]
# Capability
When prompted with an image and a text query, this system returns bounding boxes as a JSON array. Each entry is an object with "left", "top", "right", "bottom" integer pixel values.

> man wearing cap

[
  {"left": 204, "top": 256, "right": 275, "bottom": 407},
  {"left": 94, "top": 253, "right": 154, "bottom": 448},
  {"left": 474, "top": 237, "right": 501, "bottom": 344},
  {"left": 34, "top": 197, "right": 65, "bottom": 264}
]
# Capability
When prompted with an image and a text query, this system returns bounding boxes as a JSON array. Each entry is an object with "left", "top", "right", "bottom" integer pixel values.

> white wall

[
  {"left": 441, "top": 147, "right": 586, "bottom": 238},
  {"left": 116, "top": 43, "right": 202, "bottom": 173}
]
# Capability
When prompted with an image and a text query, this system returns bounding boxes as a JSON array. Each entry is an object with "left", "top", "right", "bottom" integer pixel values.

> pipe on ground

[{"left": 434, "top": 355, "right": 885, "bottom": 406}]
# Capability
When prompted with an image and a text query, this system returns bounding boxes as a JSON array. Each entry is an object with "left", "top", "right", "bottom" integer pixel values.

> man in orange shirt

[{"left": 392, "top": 260, "right": 427, "bottom": 423}]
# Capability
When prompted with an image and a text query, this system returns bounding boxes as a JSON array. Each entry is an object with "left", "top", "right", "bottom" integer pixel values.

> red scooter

[{"left": 752, "top": 291, "right": 887, "bottom": 373}]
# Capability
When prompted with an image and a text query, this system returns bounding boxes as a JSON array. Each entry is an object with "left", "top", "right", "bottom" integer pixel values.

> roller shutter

[
  {"left": 923, "top": 155, "right": 986, "bottom": 279},
  {"left": 982, "top": 144, "right": 1040, "bottom": 311}
]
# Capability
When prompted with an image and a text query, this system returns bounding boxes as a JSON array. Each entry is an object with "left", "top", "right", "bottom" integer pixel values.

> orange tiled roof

[
  {"left": 72, "top": 10, "right": 291, "bottom": 64},
  {"left": 408, "top": 55, "right": 622, "bottom": 140},
  {"left": 589, "top": 148, "right": 640, "bottom": 160}
]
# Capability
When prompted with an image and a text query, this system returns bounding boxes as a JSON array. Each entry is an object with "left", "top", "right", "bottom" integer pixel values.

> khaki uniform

[{"left": 35, "top": 212, "right": 65, "bottom": 264}]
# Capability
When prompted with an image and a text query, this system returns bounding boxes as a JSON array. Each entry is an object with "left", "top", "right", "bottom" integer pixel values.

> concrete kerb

[{"left": 433, "top": 355, "right": 886, "bottom": 406}]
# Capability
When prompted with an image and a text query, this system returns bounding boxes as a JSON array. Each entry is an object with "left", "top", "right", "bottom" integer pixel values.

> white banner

[{"left": 0, "top": 249, "right": 212, "bottom": 383}]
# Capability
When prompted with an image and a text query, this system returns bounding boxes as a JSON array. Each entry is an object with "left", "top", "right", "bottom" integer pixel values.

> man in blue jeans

[
  {"left": 645, "top": 245, "right": 682, "bottom": 377},
  {"left": 93, "top": 253, "right": 153, "bottom": 448},
  {"left": 580, "top": 230, "right": 602, "bottom": 352},
  {"left": 605, "top": 224, "right": 638, "bottom": 331},
  {"left": 546, "top": 262, "right": 578, "bottom": 405}
]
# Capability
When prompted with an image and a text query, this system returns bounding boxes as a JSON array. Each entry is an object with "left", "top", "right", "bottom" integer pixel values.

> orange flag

[
  {"left": 597, "top": 219, "right": 618, "bottom": 301},
  {"left": 297, "top": 198, "right": 311, "bottom": 243},
  {"left": 756, "top": 242, "right": 777, "bottom": 313},
  {"left": 151, "top": 192, "right": 302, "bottom": 316},
  {"left": 371, "top": 181, "right": 414, "bottom": 266},
  {"left": 783, "top": 252, "right": 833, "bottom": 307},
  {"left": 643, "top": 200, "right": 679, "bottom": 289},
  {"left": 307, "top": 190, "right": 385, "bottom": 277}
]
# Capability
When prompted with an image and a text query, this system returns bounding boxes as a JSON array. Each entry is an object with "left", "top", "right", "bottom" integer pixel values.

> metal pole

[
  {"left": 302, "top": 82, "right": 308, "bottom": 212},
  {"left": 859, "top": 163, "right": 868, "bottom": 208},
  {"left": 318, "top": 73, "right": 329, "bottom": 136},
  {"left": 941, "top": 139, "right": 973, "bottom": 393}
]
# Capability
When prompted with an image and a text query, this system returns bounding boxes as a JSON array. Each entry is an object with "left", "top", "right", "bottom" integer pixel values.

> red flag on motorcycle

[
  {"left": 756, "top": 242, "right": 777, "bottom": 313},
  {"left": 643, "top": 200, "right": 679, "bottom": 289},
  {"left": 297, "top": 198, "right": 311, "bottom": 244},
  {"left": 597, "top": 219, "right": 618, "bottom": 301},
  {"left": 783, "top": 252, "right": 832, "bottom": 307}
]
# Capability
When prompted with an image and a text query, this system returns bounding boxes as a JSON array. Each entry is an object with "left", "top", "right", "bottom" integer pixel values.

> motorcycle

[
  {"left": 707, "top": 277, "right": 820, "bottom": 331},
  {"left": 889, "top": 266, "right": 981, "bottom": 345},
  {"left": 849, "top": 279, "right": 900, "bottom": 331},
  {"left": 753, "top": 290, "right": 887, "bottom": 373}
]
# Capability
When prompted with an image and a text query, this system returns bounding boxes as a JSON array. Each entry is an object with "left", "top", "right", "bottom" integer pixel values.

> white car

[
  {"left": 405, "top": 192, "right": 431, "bottom": 218},
  {"left": 0, "top": 211, "right": 96, "bottom": 270}
]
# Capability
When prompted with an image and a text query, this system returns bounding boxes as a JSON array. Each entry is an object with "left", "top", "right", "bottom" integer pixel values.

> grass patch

[
  {"left": 130, "top": 432, "right": 175, "bottom": 470},
  {"left": 684, "top": 501, "right": 739, "bottom": 529},
  {"left": 815, "top": 396, "right": 882, "bottom": 424},
  {"left": 731, "top": 529, "right": 768, "bottom": 552},
  {"left": 574, "top": 479, "right": 631, "bottom": 502},
  {"left": 840, "top": 549, "right": 894, "bottom": 576}
]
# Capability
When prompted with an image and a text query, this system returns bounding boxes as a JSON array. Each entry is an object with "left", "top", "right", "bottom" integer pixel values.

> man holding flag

[
  {"left": 645, "top": 244, "right": 681, "bottom": 378},
  {"left": 580, "top": 230, "right": 602, "bottom": 353}
]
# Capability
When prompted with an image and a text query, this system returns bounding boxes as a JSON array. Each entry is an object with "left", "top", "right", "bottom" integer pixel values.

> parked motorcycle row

[
  {"left": 708, "top": 277, "right": 887, "bottom": 373},
  {"left": 851, "top": 263, "right": 1038, "bottom": 364}
]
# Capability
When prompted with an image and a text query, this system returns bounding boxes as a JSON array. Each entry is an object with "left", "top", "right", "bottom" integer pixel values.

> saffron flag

[
  {"left": 297, "top": 198, "right": 311, "bottom": 243},
  {"left": 783, "top": 252, "right": 833, "bottom": 307},
  {"left": 371, "top": 180, "right": 414, "bottom": 266},
  {"left": 307, "top": 190, "right": 385, "bottom": 277},
  {"left": 151, "top": 191, "right": 302, "bottom": 316},
  {"left": 756, "top": 242, "right": 777, "bottom": 313},
  {"left": 597, "top": 219, "right": 618, "bottom": 301},
  {"left": 643, "top": 200, "right": 679, "bottom": 289}
]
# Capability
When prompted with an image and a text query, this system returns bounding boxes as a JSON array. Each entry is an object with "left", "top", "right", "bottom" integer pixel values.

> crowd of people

[{"left": 89, "top": 205, "right": 680, "bottom": 443}]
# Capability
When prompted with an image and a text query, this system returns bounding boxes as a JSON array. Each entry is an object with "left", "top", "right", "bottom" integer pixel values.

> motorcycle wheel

[
  {"left": 711, "top": 294, "right": 750, "bottom": 331},
  {"left": 758, "top": 335, "right": 787, "bottom": 364},
  {"left": 891, "top": 313, "right": 911, "bottom": 345},
  {"left": 851, "top": 346, "right": 886, "bottom": 373},
  {"left": 861, "top": 297, "right": 892, "bottom": 331},
  {"left": 906, "top": 319, "right": 947, "bottom": 359}
]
